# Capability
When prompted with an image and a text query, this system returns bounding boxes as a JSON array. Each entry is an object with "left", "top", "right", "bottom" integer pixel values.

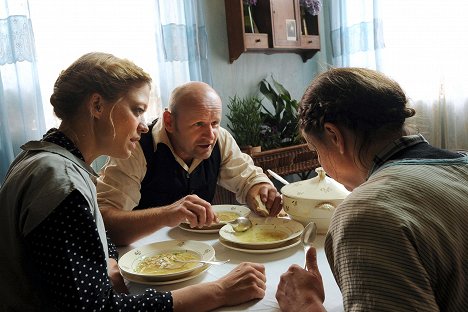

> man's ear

[
  {"left": 89, "top": 93, "right": 104, "bottom": 119},
  {"left": 163, "top": 109, "right": 174, "bottom": 133},
  {"left": 324, "top": 122, "right": 345, "bottom": 154}
]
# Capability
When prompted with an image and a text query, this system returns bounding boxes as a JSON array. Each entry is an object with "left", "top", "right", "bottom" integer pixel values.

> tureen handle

[
  {"left": 314, "top": 202, "right": 335, "bottom": 211},
  {"left": 315, "top": 167, "right": 327, "bottom": 181}
]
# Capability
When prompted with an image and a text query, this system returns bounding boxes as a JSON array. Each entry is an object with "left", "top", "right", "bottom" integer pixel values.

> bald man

[{"left": 97, "top": 82, "right": 282, "bottom": 245}]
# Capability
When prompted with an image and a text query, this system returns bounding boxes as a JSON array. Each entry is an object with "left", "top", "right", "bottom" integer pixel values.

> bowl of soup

[
  {"left": 219, "top": 216, "right": 303, "bottom": 249},
  {"left": 119, "top": 240, "right": 215, "bottom": 282}
]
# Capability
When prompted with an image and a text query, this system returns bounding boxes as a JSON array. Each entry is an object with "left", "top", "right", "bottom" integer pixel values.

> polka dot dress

[{"left": 24, "top": 129, "right": 174, "bottom": 311}]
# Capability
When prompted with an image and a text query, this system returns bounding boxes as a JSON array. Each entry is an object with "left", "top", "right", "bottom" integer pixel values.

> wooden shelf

[{"left": 224, "top": 0, "right": 320, "bottom": 63}]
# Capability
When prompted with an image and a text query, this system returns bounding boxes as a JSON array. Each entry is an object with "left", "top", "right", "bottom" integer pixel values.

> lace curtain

[
  {"left": 0, "top": 0, "right": 45, "bottom": 183},
  {"left": 154, "top": 0, "right": 211, "bottom": 107},
  {"left": 326, "top": 0, "right": 384, "bottom": 69}
]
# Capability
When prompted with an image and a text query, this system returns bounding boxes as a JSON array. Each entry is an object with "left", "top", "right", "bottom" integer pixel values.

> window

[
  {"left": 29, "top": 0, "right": 162, "bottom": 129},
  {"left": 380, "top": 0, "right": 468, "bottom": 101},
  {"left": 379, "top": 0, "right": 468, "bottom": 149}
]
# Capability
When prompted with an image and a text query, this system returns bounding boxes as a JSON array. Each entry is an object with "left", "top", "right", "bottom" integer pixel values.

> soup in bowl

[
  {"left": 135, "top": 250, "right": 201, "bottom": 275},
  {"left": 219, "top": 216, "right": 303, "bottom": 248}
]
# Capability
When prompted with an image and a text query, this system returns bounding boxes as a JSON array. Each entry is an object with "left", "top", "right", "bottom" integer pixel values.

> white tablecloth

[{"left": 119, "top": 226, "right": 343, "bottom": 312}]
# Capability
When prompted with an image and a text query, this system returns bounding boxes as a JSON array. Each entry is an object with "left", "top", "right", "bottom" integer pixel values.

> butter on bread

[{"left": 254, "top": 195, "right": 269, "bottom": 217}]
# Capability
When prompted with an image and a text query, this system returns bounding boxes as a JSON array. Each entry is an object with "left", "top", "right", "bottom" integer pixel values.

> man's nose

[
  {"left": 204, "top": 125, "right": 215, "bottom": 139},
  {"left": 138, "top": 115, "right": 149, "bottom": 133}
]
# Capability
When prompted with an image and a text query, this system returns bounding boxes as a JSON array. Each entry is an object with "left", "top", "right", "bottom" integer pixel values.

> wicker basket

[{"left": 250, "top": 143, "right": 320, "bottom": 177}]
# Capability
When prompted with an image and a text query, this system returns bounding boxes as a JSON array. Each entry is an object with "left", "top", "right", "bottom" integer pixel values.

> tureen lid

[{"left": 280, "top": 167, "right": 350, "bottom": 200}]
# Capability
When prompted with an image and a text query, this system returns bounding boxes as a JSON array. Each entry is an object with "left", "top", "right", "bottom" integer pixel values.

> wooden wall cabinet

[{"left": 224, "top": 0, "right": 320, "bottom": 63}]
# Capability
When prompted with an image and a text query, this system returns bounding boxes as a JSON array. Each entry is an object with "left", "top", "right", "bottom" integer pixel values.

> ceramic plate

[
  {"left": 219, "top": 217, "right": 304, "bottom": 248},
  {"left": 118, "top": 240, "right": 215, "bottom": 282},
  {"left": 121, "top": 264, "right": 211, "bottom": 285},
  {"left": 219, "top": 236, "right": 301, "bottom": 254},
  {"left": 178, "top": 205, "right": 251, "bottom": 233}
]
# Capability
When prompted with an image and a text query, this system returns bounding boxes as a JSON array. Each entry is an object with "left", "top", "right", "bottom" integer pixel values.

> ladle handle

[{"left": 267, "top": 169, "right": 290, "bottom": 185}]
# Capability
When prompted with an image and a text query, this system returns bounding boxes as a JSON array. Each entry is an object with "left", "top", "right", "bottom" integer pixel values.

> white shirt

[{"left": 97, "top": 119, "right": 272, "bottom": 211}]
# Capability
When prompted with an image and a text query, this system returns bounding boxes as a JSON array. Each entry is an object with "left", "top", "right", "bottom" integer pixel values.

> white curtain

[
  {"left": 0, "top": 0, "right": 45, "bottom": 183},
  {"left": 325, "top": 0, "right": 468, "bottom": 151},
  {"left": 154, "top": 0, "right": 211, "bottom": 107},
  {"left": 326, "top": 0, "right": 384, "bottom": 69},
  {"left": 380, "top": 0, "right": 468, "bottom": 150}
]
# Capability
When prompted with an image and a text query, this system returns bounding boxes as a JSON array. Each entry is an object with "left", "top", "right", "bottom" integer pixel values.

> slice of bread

[{"left": 255, "top": 195, "right": 269, "bottom": 217}]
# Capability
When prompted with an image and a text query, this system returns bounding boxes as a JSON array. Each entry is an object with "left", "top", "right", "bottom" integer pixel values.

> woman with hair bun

[
  {"left": 276, "top": 67, "right": 468, "bottom": 311},
  {"left": 0, "top": 52, "right": 266, "bottom": 311}
]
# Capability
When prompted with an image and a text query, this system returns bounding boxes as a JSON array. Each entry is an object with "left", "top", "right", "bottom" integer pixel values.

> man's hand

[
  {"left": 246, "top": 183, "right": 282, "bottom": 217},
  {"left": 160, "top": 194, "right": 218, "bottom": 228}
]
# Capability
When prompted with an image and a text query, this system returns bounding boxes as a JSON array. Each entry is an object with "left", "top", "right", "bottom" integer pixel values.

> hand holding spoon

[{"left": 300, "top": 221, "right": 317, "bottom": 269}]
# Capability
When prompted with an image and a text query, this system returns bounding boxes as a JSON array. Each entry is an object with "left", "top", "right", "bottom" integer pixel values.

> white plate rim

[
  {"left": 118, "top": 240, "right": 215, "bottom": 279},
  {"left": 219, "top": 236, "right": 301, "bottom": 254},
  {"left": 219, "top": 217, "right": 304, "bottom": 246},
  {"left": 121, "top": 264, "right": 211, "bottom": 285}
]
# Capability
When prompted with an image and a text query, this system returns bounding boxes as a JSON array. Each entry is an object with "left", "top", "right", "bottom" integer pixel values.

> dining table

[{"left": 118, "top": 220, "right": 344, "bottom": 312}]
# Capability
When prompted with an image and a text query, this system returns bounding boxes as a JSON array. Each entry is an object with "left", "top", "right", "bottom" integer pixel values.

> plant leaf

[{"left": 271, "top": 76, "right": 291, "bottom": 99}]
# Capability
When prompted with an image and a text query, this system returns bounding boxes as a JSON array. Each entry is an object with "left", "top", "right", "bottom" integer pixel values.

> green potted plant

[
  {"left": 259, "top": 76, "right": 303, "bottom": 150},
  {"left": 226, "top": 95, "right": 264, "bottom": 154}
]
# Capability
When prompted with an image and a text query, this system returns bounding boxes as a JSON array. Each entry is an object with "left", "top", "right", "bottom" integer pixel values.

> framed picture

[{"left": 286, "top": 19, "right": 297, "bottom": 41}]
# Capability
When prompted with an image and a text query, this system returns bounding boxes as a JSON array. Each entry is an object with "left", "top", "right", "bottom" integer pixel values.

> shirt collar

[
  {"left": 368, "top": 134, "right": 428, "bottom": 177},
  {"left": 151, "top": 118, "right": 166, "bottom": 150}
]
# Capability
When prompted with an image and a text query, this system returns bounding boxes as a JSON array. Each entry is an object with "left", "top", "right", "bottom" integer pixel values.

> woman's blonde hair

[{"left": 50, "top": 52, "right": 152, "bottom": 120}]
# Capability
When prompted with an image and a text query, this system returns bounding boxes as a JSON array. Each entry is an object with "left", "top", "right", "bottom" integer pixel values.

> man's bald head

[{"left": 168, "top": 81, "right": 221, "bottom": 117}]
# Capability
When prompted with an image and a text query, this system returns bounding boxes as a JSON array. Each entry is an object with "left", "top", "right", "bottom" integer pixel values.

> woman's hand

[
  {"left": 216, "top": 262, "right": 267, "bottom": 306},
  {"left": 107, "top": 258, "right": 128, "bottom": 294},
  {"left": 172, "top": 262, "right": 266, "bottom": 311},
  {"left": 276, "top": 247, "right": 326, "bottom": 312}
]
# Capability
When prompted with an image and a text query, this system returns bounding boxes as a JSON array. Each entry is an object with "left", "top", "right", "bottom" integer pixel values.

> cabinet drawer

[
  {"left": 301, "top": 35, "right": 320, "bottom": 49},
  {"left": 244, "top": 33, "right": 269, "bottom": 49}
]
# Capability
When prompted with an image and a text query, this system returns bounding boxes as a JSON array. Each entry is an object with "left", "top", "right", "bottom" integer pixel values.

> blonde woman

[{"left": 0, "top": 52, "right": 266, "bottom": 311}]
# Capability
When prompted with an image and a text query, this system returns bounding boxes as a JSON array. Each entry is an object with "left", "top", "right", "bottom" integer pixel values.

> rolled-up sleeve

[
  {"left": 216, "top": 127, "right": 272, "bottom": 203},
  {"left": 96, "top": 145, "right": 147, "bottom": 211}
]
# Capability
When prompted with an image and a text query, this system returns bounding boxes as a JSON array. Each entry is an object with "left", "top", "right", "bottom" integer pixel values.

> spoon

[
  {"left": 168, "top": 259, "right": 229, "bottom": 269},
  {"left": 174, "top": 259, "right": 230, "bottom": 265},
  {"left": 229, "top": 217, "right": 252, "bottom": 232},
  {"left": 300, "top": 221, "right": 317, "bottom": 269}
]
